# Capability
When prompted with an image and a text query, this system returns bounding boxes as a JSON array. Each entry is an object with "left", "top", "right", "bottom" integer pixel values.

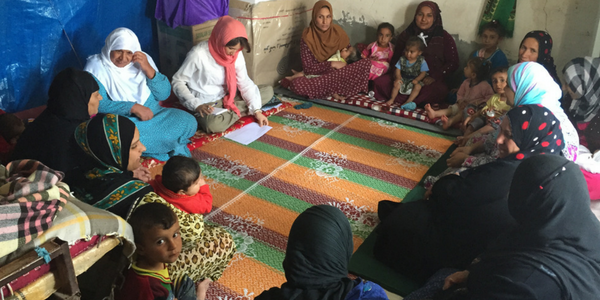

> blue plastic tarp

[
  {"left": 155, "top": 0, "right": 228, "bottom": 28},
  {"left": 0, "top": 0, "right": 159, "bottom": 113}
]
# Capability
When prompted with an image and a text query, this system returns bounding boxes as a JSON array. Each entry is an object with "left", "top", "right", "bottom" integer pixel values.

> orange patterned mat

[{"left": 197, "top": 102, "right": 454, "bottom": 299}]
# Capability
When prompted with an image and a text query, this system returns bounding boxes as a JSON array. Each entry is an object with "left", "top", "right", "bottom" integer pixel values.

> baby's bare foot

[
  {"left": 332, "top": 93, "right": 347, "bottom": 100},
  {"left": 441, "top": 115, "right": 451, "bottom": 130},
  {"left": 424, "top": 104, "right": 436, "bottom": 119}
]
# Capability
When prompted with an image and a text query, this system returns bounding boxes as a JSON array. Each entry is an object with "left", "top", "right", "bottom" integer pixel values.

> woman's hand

[
  {"left": 195, "top": 104, "right": 215, "bottom": 117},
  {"left": 443, "top": 270, "right": 469, "bottom": 290},
  {"left": 331, "top": 61, "right": 347, "bottom": 69},
  {"left": 130, "top": 103, "right": 154, "bottom": 121},
  {"left": 132, "top": 166, "right": 151, "bottom": 183},
  {"left": 424, "top": 187, "right": 433, "bottom": 200},
  {"left": 447, "top": 147, "right": 472, "bottom": 168},
  {"left": 132, "top": 51, "right": 156, "bottom": 79},
  {"left": 255, "top": 111, "right": 268, "bottom": 127},
  {"left": 453, "top": 145, "right": 473, "bottom": 156},
  {"left": 422, "top": 76, "right": 435, "bottom": 85}
]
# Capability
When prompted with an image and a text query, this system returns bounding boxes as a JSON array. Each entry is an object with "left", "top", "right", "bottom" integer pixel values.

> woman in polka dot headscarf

[
  {"left": 374, "top": 104, "right": 565, "bottom": 283},
  {"left": 497, "top": 104, "right": 564, "bottom": 160},
  {"left": 506, "top": 62, "right": 579, "bottom": 161},
  {"left": 518, "top": 30, "right": 561, "bottom": 87}
]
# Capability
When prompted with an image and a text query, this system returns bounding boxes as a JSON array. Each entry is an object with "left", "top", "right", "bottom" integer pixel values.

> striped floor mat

[{"left": 196, "top": 103, "right": 454, "bottom": 299}]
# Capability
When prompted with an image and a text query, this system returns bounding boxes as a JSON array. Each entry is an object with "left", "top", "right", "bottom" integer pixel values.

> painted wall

[{"left": 328, "top": 0, "right": 600, "bottom": 81}]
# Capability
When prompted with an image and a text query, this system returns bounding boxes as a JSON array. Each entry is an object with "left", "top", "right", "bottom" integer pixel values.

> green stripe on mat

[
  {"left": 246, "top": 141, "right": 412, "bottom": 198},
  {"left": 327, "top": 132, "right": 439, "bottom": 166},
  {"left": 348, "top": 144, "right": 457, "bottom": 296},
  {"left": 199, "top": 163, "right": 312, "bottom": 213},
  {"left": 207, "top": 220, "right": 286, "bottom": 273},
  {"left": 268, "top": 117, "right": 440, "bottom": 167},
  {"left": 249, "top": 240, "right": 286, "bottom": 273},
  {"left": 358, "top": 115, "right": 456, "bottom": 140}
]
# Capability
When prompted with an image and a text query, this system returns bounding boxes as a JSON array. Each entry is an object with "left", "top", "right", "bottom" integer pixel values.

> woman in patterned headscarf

[
  {"left": 405, "top": 155, "right": 600, "bottom": 300},
  {"left": 375, "top": 105, "right": 564, "bottom": 283},
  {"left": 372, "top": 1, "right": 459, "bottom": 107},
  {"left": 506, "top": 62, "right": 579, "bottom": 161},
  {"left": 71, "top": 113, "right": 152, "bottom": 218},
  {"left": 563, "top": 57, "right": 600, "bottom": 201},
  {"left": 518, "top": 30, "right": 561, "bottom": 86}
]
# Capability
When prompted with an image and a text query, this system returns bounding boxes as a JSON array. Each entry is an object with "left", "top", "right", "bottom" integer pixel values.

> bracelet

[{"left": 253, "top": 109, "right": 263, "bottom": 115}]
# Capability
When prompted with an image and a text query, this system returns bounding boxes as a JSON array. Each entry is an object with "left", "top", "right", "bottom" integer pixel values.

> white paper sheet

[
  {"left": 211, "top": 107, "right": 228, "bottom": 115},
  {"left": 224, "top": 122, "right": 272, "bottom": 145}
]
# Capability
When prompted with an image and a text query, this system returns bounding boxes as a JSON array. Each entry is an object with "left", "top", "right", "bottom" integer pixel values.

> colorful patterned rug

[{"left": 196, "top": 103, "right": 455, "bottom": 299}]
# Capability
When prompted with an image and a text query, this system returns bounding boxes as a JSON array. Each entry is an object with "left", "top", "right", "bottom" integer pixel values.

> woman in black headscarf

[
  {"left": 12, "top": 68, "right": 102, "bottom": 182},
  {"left": 518, "top": 30, "right": 561, "bottom": 87},
  {"left": 70, "top": 113, "right": 152, "bottom": 218},
  {"left": 256, "top": 205, "right": 388, "bottom": 300},
  {"left": 430, "top": 154, "right": 600, "bottom": 300},
  {"left": 375, "top": 105, "right": 565, "bottom": 283}
]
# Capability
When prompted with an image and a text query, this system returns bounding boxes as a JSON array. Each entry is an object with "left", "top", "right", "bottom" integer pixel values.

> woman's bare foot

[
  {"left": 332, "top": 93, "right": 346, "bottom": 100},
  {"left": 441, "top": 115, "right": 451, "bottom": 130},
  {"left": 285, "top": 69, "right": 304, "bottom": 81},
  {"left": 385, "top": 99, "right": 395, "bottom": 106},
  {"left": 196, "top": 279, "right": 212, "bottom": 300},
  {"left": 424, "top": 104, "right": 436, "bottom": 119}
]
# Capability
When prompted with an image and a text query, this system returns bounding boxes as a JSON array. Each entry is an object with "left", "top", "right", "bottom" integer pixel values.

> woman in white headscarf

[{"left": 85, "top": 28, "right": 197, "bottom": 161}]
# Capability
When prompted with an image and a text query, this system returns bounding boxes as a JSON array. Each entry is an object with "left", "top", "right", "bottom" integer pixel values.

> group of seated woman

[
  {"left": 3, "top": 0, "right": 600, "bottom": 299},
  {"left": 278, "top": 0, "right": 600, "bottom": 298},
  {"left": 4, "top": 14, "right": 275, "bottom": 300}
]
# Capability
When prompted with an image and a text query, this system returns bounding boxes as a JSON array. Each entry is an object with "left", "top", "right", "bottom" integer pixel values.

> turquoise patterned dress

[{"left": 95, "top": 72, "right": 197, "bottom": 161}]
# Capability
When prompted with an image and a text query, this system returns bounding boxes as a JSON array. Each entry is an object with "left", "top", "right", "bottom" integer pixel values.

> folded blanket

[{"left": 0, "top": 160, "right": 69, "bottom": 258}]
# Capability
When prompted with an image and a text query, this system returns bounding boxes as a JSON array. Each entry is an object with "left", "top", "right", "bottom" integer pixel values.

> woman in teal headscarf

[
  {"left": 506, "top": 62, "right": 579, "bottom": 161},
  {"left": 71, "top": 113, "right": 153, "bottom": 218}
]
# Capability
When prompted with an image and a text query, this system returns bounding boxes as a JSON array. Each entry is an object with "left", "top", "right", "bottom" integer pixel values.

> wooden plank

[{"left": 0, "top": 240, "right": 61, "bottom": 286}]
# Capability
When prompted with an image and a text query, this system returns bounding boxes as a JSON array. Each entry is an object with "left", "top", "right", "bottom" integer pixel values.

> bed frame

[{"left": 0, "top": 237, "right": 120, "bottom": 300}]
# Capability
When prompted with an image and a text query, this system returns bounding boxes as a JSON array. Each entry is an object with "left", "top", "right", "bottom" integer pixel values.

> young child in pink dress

[
  {"left": 425, "top": 57, "right": 494, "bottom": 130},
  {"left": 362, "top": 23, "right": 395, "bottom": 81}
]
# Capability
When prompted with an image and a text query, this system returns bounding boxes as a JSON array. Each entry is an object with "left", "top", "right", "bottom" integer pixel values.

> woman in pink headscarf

[{"left": 172, "top": 16, "right": 274, "bottom": 134}]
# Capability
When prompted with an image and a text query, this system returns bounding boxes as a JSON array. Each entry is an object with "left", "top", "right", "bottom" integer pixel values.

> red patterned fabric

[
  {"left": 300, "top": 39, "right": 336, "bottom": 76},
  {"left": 582, "top": 169, "right": 600, "bottom": 201},
  {"left": 323, "top": 93, "right": 438, "bottom": 123},
  {"left": 291, "top": 40, "right": 370, "bottom": 100}
]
